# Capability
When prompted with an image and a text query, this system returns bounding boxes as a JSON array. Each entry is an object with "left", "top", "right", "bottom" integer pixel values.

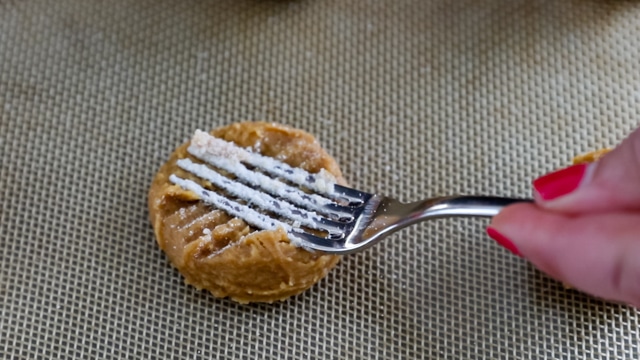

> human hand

[{"left": 488, "top": 126, "right": 640, "bottom": 307}]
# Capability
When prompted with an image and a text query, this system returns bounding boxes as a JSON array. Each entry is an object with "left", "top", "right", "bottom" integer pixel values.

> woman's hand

[{"left": 488, "top": 126, "right": 640, "bottom": 307}]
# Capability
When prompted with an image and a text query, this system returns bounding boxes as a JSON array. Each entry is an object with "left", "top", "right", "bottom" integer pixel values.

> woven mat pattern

[{"left": 1, "top": 0, "right": 639, "bottom": 358}]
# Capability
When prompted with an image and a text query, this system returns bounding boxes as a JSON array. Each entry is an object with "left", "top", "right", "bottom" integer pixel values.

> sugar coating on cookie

[{"left": 189, "top": 130, "right": 338, "bottom": 196}]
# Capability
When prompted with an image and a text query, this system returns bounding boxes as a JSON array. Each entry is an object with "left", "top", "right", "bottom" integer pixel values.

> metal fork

[
  {"left": 171, "top": 130, "right": 532, "bottom": 255},
  {"left": 289, "top": 186, "right": 530, "bottom": 254}
]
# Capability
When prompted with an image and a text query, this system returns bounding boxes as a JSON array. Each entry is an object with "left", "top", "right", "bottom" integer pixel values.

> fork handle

[
  {"left": 358, "top": 195, "right": 532, "bottom": 250},
  {"left": 420, "top": 196, "right": 533, "bottom": 218}
]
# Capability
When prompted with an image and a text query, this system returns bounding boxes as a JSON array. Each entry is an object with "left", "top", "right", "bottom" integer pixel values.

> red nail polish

[
  {"left": 486, "top": 227, "right": 521, "bottom": 257},
  {"left": 533, "top": 163, "right": 588, "bottom": 201}
]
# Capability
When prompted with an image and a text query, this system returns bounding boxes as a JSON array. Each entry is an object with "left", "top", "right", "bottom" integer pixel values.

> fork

[
  {"left": 290, "top": 186, "right": 531, "bottom": 254},
  {"left": 170, "top": 130, "right": 532, "bottom": 255}
]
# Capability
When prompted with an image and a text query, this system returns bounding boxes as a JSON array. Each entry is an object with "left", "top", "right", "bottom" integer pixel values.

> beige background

[{"left": 1, "top": 0, "right": 639, "bottom": 358}]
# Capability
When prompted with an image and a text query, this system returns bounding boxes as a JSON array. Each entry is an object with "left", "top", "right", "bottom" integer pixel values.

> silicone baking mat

[{"left": 1, "top": 0, "right": 639, "bottom": 358}]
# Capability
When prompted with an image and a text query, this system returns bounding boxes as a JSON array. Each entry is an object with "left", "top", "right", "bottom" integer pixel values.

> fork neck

[
  {"left": 374, "top": 195, "right": 531, "bottom": 237},
  {"left": 406, "top": 195, "right": 529, "bottom": 219}
]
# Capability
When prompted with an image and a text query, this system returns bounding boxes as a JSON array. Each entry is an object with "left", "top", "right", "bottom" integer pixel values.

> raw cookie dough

[{"left": 148, "top": 122, "right": 344, "bottom": 303}]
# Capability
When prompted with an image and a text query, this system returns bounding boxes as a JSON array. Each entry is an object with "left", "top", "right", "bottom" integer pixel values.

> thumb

[
  {"left": 533, "top": 126, "right": 640, "bottom": 213},
  {"left": 488, "top": 203, "right": 640, "bottom": 307}
]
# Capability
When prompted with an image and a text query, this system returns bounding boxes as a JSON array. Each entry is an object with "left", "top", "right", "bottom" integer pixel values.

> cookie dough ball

[{"left": 148, "top": 122, "right": 344, "bottom": 303}]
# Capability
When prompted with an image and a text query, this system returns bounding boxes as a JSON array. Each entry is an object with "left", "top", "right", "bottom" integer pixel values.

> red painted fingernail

[
  {"left": 533, "top": 163, "right": 588, "bottom": 201},
  {"left": 487, "top": 227, "right": 521, "bottom": 257}
]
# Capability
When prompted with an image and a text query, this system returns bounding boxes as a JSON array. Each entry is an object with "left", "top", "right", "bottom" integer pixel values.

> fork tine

[
  {"left": 287, "top": 230, "right": 346, "bottom": 252},
  {"left": 170, "top": 174, "right": 350, "bottom": 249},
  {"left": 187, "top": 131, "right": 355, "bottom": 219},
  {"left": 176, "top": 158, "right": 329, "bottom": 231},
  {"left": 316, "top": 217, "right": 352, "bottom": 237},
  {"left": 333, "top": 184, "right": 374, "bottom": 205},
  {"left": 322, "top": 203, "right": 357, "bottom": 222}
]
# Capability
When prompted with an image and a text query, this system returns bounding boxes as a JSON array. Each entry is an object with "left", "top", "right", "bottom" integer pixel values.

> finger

[
  {"left": 488, "top": 203, "right": 640, "bottom": 307},
  {"left": 532, "top": 125, "right": 640, "bottom": 213}
]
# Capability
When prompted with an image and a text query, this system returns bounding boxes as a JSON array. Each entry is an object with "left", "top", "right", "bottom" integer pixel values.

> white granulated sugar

[
  {"left": 176, "top": 158, "right": 325, "bottom": 230},
  {"left": 188, "top": 130, "right": 337, "bottom": 197},
  {"left": 202, "top": 228, "right": 211, "bottom": 235},
  {"left": 191, "top": 130, "right": 249, "bottom": 162},
  {"left": 183, "top": 209, "right": 219, "bottom": 229},
  {"left": 169, "top": 175, "right": 297, "bottom": 244}
]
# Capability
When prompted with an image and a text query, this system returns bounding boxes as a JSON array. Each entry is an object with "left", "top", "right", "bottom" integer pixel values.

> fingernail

[
  {"left": 487, "top": 227, "right": 521, "bottom": 257},
  {"left": 533, "top": 163, "right": 588, "bottom": 201}
]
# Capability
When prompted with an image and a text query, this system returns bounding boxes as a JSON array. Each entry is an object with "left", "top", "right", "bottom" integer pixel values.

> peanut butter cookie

[{"left": 148, "top": 122, "right": 344, "bottom": 303}]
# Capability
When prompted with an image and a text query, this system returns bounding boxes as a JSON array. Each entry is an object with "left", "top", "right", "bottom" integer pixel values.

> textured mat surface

[{"left": 1, "top": 0, "right": 640, "bottom": 358}]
